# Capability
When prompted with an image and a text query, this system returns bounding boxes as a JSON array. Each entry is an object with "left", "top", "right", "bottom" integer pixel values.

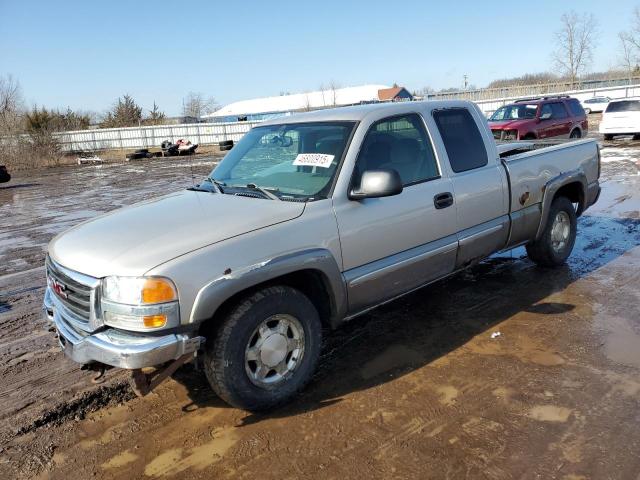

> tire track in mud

[{"left": 16, "top": 382, "right": 134, "bottom": 435}]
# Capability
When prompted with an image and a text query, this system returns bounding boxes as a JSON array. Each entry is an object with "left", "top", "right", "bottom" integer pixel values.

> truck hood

[
  {"left": 48, "top": 190, "right": 306, "bottom": 278},
  {"left": 488, "top": 119, "right": 532, "bottom": 130}
]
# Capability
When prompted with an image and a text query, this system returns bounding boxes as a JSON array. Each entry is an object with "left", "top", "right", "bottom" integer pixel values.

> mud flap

[{"left": 130, "top": 353, "right": 196, "bottom": 397}]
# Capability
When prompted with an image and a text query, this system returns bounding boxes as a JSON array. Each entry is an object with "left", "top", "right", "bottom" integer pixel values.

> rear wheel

[
  {"left": 526, "top": 196, "right": 577, "bottom": 267},
  {"left": 203, "top": 286, "right": 322, "bottom": 411},
  {"left": 604, "top": 134, "right": 614, "bottom": 140},
  {"left": 569, "top": 129, "right": 581, "bottom": 139}
]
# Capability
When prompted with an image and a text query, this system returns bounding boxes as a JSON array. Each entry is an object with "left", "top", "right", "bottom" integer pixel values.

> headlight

[
  {"left": 101, "top": 276, "right": 179, "bottom": 331},
  {"left": 102, "top": 276, "right": 177, "bottom": 305}
]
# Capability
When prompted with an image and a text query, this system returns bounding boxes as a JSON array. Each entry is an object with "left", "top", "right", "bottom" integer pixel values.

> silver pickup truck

[{"left": 43, "top": 100, "right": 600, "bottom": 410}]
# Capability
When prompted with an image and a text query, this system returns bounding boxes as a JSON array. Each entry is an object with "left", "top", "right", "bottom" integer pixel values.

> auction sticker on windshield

[{"left": 293, "top": 153, "right": 334, "bottom": 168}]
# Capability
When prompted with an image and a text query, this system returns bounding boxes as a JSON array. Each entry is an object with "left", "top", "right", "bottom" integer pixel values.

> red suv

[{"left": 488, "top": 96, "right": 588, "bottom": 141}]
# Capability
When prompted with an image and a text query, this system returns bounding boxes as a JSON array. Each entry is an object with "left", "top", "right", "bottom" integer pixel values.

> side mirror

[
  {"left": 349, "top": 169, "right": 403, "bottom": 200},
  {"left": 539, "top": 112, "right": 552, "bottom": 121}
]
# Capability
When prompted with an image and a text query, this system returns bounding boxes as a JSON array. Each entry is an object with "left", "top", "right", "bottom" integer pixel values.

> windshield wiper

[
  {"left": 245, "top": 183, "right": 281, "bottom": 201},
  {"left": 200, "top": 177, "right": 226, "bottom": 194},
  {"left": 229, "top": 183, "right": 281, "bottom": 201}
]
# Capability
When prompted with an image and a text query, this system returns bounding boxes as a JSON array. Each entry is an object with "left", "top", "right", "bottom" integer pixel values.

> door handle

[{"left": 434, "top": 192, "right": 454, "bottom": 209}]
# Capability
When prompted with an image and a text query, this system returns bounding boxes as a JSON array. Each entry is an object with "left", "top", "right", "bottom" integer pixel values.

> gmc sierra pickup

[{"left": 44, "top": 100, "right": 601, "bottom": 410}]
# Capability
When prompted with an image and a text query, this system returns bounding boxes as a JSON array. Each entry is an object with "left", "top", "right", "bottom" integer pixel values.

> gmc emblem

[{"left": 49, "top": 278, "right": 68, "bottom": 299}]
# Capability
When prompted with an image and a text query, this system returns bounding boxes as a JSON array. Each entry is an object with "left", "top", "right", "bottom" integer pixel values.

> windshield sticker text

[{"left": 293, "top": 153, "right": 334, "bottom": 168}]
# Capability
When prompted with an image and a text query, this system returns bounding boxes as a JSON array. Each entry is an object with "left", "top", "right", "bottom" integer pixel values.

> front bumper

[{"left": 44, "top": 287, "right": 203, "bottom": 369}]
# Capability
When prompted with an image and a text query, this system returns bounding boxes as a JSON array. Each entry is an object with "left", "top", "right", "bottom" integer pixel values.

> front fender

[
  {"left": 189, "top": 248, "right": 347, "bottom": 326},
  {"left": 535, "top": 169, "right": 587, "bottom": 240}
]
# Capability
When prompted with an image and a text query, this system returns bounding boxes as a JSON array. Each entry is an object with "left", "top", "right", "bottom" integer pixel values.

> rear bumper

[
  {"left": 599, "top": 125, "right": 640, "bottom": 134},
  {"left": 44, "top": 287, "right": 203, "bottom": 369}
]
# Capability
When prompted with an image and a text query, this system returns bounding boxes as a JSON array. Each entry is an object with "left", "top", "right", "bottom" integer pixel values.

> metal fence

[
  {"left": 55, "top": 120, "right": 262, "bottom": 152},
  {"left": 424, "top": 76, "right": 640, "bottom": 102},
  {"left": 473, "top": 82, "right": 640, "bottom": 116}
]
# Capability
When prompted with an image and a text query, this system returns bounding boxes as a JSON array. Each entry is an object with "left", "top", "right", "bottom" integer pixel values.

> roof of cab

[{"left": 258, "top": 99, "right": 477, "bottom": 126}]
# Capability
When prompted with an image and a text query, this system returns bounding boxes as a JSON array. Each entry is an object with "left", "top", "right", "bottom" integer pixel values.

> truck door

[
  {"left": 431, "top": 107, "right": 510, "bottom": 268},
  {"left": 334, "top": 113, "right": 458, "bottom": 314}
]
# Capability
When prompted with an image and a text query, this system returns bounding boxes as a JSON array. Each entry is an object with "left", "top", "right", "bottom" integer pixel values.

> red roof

[{"left": 378, "top": 87, "right": 409, "bottom": 101}]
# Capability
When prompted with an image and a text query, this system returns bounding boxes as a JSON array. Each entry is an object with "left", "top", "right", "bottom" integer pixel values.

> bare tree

[
  {"left": 318, "top": 83, "right": 327, "bottom": 107},
  {"left": 182, "top": 92, "right": 217, "bottom": 119},
  {"left": 303, "top": 93, "right": 312, "bottom": 112},
  {"left": 619, "top": 31, "right": 637, "bottom": 83},
  {"left": 328, "top": 81, "right": 340, "bottom": 106},
  {"left": 552, "top": 11, "right": 598, "bottom": 85},
  {"left": 0, "top": 74, "right": 24, "bottom": 133}
]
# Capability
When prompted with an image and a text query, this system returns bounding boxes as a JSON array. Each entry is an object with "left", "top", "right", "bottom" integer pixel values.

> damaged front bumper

[{"left": 43, "top": 287, "right": 203, "bottom": 369}]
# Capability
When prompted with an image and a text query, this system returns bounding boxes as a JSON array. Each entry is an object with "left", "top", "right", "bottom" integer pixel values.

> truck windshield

[
  {"left": 489, "top": 104, "right": 538, "bottom": 121},
  {"left": 210, "top": 121, "right": 355, "bottom": 200}
]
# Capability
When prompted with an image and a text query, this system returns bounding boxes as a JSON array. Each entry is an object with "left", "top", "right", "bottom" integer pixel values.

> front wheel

[
  {"left": 584, "top": 108, "right": 591, "bottom": 114},
  {"left": 569, "top": 129, "right": 581, "bottom": 139},
  {"left": 526, "top": 196, "right": 577, "bottom": 267},
  {"left": 203, "top": 285, "right": 322, "bottom": 410},
  {"left": 604, "top": 134, "right": 614, "bottom": 141}
]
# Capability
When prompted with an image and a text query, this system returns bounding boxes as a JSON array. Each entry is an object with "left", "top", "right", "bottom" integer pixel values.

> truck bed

[{"left": 499, "top": 138, "right": 600, "bottom": 248}]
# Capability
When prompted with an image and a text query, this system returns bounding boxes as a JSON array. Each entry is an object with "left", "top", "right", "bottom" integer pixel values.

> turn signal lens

[
  {"left": 143, "top": 314, "right": 167, "bottom": 328},
  {"left": 142, "top": 278, "right": 178, "bottom": 304}
]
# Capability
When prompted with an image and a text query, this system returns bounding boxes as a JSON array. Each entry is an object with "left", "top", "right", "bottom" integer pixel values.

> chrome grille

[{"left": 46, "top": 258, "right": 97, "bottom": 324}]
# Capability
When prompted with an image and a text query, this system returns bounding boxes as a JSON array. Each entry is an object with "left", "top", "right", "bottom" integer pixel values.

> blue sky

[{"left": 0, "top": 0, "right": 637, "bottom": 116}]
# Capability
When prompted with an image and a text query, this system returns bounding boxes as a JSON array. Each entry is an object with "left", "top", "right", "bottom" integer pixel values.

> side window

[
  {"left": 540, "top": 103, "right": 553, "bottom": 118},
  {"left": 432, "top": 108, "right": 488, "bottom": 173},
  {"left": 567, "top": 100, "right": 584, "bottom": 116},
  {"left": 550, "top": 102, "right": 568, "bottom": 119},
  {"left": 355, "top": 113, "right": 439, "bottom": 186}
]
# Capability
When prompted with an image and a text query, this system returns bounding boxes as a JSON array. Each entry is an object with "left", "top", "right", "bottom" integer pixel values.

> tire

[
  {"left": 604, "top": 134, "right": 614, "bottom": 141},
  {"left": 526, "top": 196, "right": 577, "bottom": 267},
  {"left": 522, "top": 133, "right": 536, "bottom": 140},
  {"left": 219, "top": 140, "right": 234, "bottom": 147},
  {"left": 584, "top": 108, "right": 591, "bottom": 114},
  {"left": 203, "top": 285, "right": 322, "bottom": 411},
  {"left": 219, "top": 144, "right": 233, "bottom": 151},
  {"left": 569, "top": 129, "right": 581, "bottom": 139}
]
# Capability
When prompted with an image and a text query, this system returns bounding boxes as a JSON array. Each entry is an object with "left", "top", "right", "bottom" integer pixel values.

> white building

[{"left": 203, "top": 84, "right": 394, "bottom": 122}]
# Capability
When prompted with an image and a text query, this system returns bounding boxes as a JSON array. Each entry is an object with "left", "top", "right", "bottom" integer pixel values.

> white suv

[{"left": 599, "top": 97, "right": 640, "bottom": 140}]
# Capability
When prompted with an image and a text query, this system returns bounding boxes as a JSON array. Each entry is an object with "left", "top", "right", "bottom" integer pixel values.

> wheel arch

[
  {"left": 191, "top": 249, "right": 347, "bottom": 333},
  {"left": 535, "top": 171, "right": 587, "bottom": 240}
]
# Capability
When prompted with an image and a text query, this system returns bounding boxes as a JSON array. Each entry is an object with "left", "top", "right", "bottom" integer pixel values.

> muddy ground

[{"left": 0, "top": 133, "right": 639, "bottom": 479}]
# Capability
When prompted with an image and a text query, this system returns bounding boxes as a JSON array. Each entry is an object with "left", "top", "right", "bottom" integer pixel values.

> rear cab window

[{"left": 433, "top": 108, "right": 488, "bottom": 173}]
